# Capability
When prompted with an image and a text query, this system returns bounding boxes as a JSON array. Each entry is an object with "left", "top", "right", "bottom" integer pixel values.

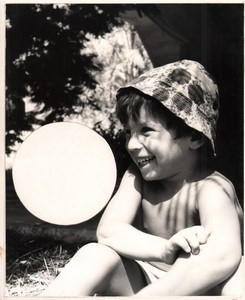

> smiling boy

[{"left": 42, "top": 60, "right": 243, "bottom": 296}]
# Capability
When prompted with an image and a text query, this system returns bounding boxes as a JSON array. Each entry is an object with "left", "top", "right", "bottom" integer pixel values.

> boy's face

[{"left": 125, "top": 104, "right": 193, "bottom": 183}]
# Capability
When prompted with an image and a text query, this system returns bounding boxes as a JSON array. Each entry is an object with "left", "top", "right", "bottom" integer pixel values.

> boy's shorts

[{"left": 135, "top": 261, "right": 167, "bottom": 284}]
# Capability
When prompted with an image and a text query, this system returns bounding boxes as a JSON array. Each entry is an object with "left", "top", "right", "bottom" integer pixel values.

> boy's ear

[{"left": 189, "top": 131, "right": 205, "bottom": 150}]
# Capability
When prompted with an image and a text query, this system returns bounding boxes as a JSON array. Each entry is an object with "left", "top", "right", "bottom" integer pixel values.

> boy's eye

[{"left": 141, "top": 127, "right": 154, "bottom": 134}]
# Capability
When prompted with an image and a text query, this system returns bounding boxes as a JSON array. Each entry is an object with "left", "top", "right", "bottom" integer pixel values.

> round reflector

[{"left": 12, "top": 122, "right": 117, "bottom": 225}]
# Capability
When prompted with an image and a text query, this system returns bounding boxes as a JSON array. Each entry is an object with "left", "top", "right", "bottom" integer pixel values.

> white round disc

[{"left": 12, "top": 122, "right": 117, "bottom": 225}]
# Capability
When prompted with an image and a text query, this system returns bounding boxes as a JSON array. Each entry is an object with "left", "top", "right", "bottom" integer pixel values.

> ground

[{"left": 6, "top": 230, "right": 84, "bottom": 297}]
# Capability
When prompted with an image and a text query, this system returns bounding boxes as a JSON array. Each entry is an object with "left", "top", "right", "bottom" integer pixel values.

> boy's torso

[
  {"left": 142, "top": 179, "right": 201, "bottom": 239},
  {"left": 141, "top": 170, "right": 243, "bottom": 238},
  {"left": 139, "top": 170, "right": 243, "bottom": 271}
]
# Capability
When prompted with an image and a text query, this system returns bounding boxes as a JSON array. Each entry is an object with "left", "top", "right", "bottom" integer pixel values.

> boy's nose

[{"left": 127, "top": 134, "right": 143, "bottom": 151}]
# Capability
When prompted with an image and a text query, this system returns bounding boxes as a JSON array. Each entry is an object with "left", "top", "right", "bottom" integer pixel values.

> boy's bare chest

[{"left": 142, "top": 183, "right": 200, "bottom": 239}]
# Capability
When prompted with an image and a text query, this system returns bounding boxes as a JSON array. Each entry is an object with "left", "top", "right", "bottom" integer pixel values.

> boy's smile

[{"left": 137, "top": 156, "right": 155, "bottom": 168}]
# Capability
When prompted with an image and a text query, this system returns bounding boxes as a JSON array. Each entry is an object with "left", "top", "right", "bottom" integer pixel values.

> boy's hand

[{"left": 162, "top": 226, "right": 210, "bottom": 264}]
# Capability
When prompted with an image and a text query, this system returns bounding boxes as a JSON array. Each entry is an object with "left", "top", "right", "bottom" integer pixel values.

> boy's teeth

[{"left": 137, "top": 157, "right": 154, "bottom": 167}]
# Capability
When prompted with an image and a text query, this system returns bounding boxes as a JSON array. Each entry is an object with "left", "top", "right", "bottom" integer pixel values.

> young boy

[{"left": 42, "top": 60, "right": 243, "bottom": 296}]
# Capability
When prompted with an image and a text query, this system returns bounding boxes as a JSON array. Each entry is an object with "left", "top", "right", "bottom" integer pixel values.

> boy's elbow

[
  {"left": 96, "top": 222, "right": 113, "bottom": 244},
  {"left": 222, "top": 250, "right": 241, "bottom": 274},
  {"left": 194, "top": 237, "right": 242, "bottom": 282},
  {"left": 213, "top": 244, "right": 242, "bottom": 277}
]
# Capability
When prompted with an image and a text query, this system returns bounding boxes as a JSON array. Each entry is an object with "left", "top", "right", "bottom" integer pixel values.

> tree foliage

[
  {"left": 67, "top": 23, "right": 153, "bottom": 136},
  {"left": 6, "top": 4, "right": 157, "bottom": 154}
]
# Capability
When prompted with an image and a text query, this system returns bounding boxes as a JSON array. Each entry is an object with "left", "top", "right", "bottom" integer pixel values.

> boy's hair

[
  {"left": 116, "top": 88, "right": 214, "bottom": 159},
  {"left": 117, "top": 88, "right": 199, "bottom": 139}
]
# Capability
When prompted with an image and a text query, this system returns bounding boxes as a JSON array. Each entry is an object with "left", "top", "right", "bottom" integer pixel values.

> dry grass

[{"left": 6, "top": 230, "right": 83, "bottom": 297}]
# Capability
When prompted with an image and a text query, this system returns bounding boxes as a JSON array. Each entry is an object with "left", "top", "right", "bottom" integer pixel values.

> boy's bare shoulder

[
  {"left": 198, "top": 171, "right": 236, "bottom": 198},
  {"left": 119, "top": 164, "right": 143, "bottom": 194},
  {"left": 197, "top": 171, "right": 243, "bottom": 218}
]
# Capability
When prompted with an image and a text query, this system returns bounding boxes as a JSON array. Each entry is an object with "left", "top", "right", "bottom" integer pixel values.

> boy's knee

[
  {"left": 76, "top": 242, "right": 102, "bottom": 253},
  {"left": 75, "top": 242, "right": 121, "bottom": 261}
]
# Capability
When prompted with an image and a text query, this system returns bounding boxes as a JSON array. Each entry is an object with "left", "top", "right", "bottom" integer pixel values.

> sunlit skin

[
  {"left": 125, "top": 105, "right": 208, "bottom": 187},
  {"left": 103, "top": 104, "right": 242, "bottom": 295},
  {"left": 124, "top": 105, "right": 215, "bottom": 271}
]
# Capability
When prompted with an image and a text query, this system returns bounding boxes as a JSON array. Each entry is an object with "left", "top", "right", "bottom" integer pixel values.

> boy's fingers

[
  {"left": 171, "top": 226, "right": 210, "bottom": 256},
  {"left": 193, "top": 226, "right": 209, "bottom": 244},
  {"left": 182, "top": 231, "right": 200, "bottom": 255},
  {"left": 172, "top": 235, "right": 191, "bottom": 253}
]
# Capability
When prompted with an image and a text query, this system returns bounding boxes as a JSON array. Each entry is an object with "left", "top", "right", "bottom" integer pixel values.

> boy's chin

[{"left": 140, "top": 170, "right": 158, "bottom": 181}]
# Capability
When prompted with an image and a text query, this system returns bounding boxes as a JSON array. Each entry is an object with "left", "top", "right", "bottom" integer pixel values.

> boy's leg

[{"left": 41, "top": 242, "right": 147, "bottom": 296}]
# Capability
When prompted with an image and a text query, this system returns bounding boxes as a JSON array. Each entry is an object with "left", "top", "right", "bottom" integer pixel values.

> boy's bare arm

[
  {"left": 97, "top": 166, "right": 208, "bottom": 262},
  {"left": 97, "top": 165, "right": 167, "bottom": 260},
  {"left": 136, "top": 179, "right": 242, "bottom": 296}
]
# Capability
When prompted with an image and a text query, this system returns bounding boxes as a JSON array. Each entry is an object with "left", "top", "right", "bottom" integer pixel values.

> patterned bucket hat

[{"left": 116, "top": 60, "right": 219, "bottom": 154}]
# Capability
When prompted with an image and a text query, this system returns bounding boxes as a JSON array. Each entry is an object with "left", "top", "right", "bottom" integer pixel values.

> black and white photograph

[{"left": 2, "top": 1, "right": 244, "bottom": 298}]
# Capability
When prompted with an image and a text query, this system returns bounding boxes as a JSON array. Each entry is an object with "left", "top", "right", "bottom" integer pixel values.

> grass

[{"left": 6, "top": 230, "right": 84, "bottom": 297}]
